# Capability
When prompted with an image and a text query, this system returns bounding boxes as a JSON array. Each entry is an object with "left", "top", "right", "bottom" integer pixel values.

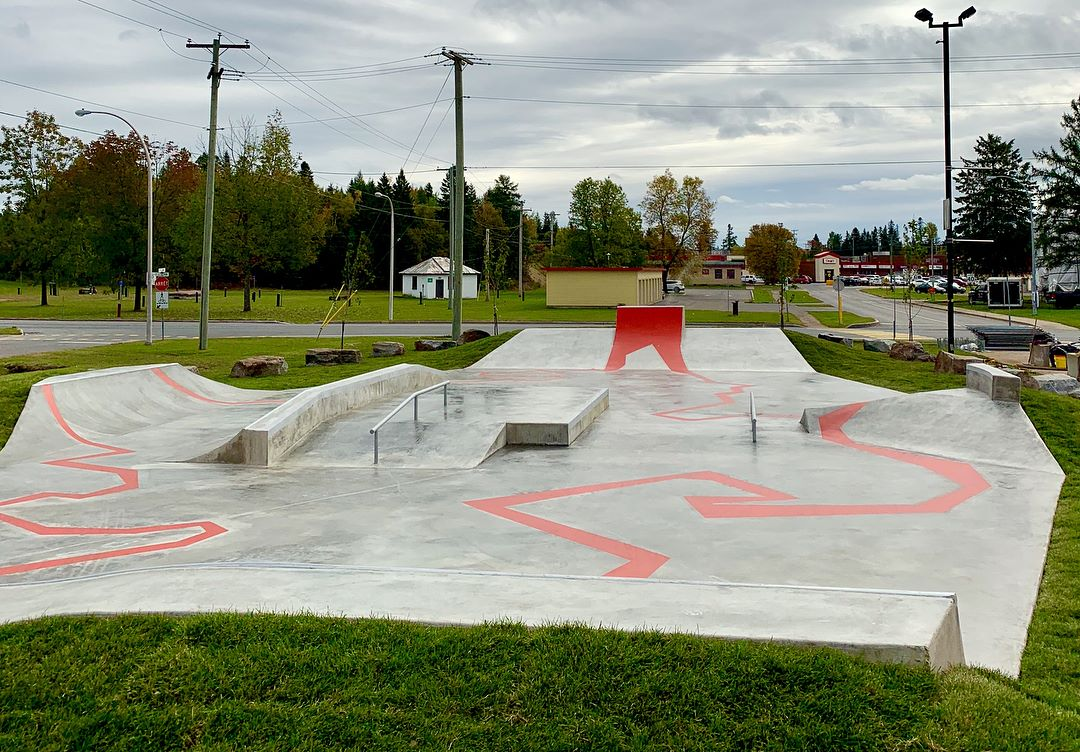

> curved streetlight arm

[{"left": 76, "top": 108, "right": 155, "bottom": 345}]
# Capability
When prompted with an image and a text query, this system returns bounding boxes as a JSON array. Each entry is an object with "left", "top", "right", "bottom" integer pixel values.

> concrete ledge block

[
  {"left": 966, "top": 362, "right": 1020, "bottom": 402},
  {"left": 1067, "top": 352, "right": 1079, "bottom": 380},
  {"left": 197, "top": 364, "right": 445, "bottom": 465},
  {"left": 0, "top": 567, "right": 965, "bottom": 672}
]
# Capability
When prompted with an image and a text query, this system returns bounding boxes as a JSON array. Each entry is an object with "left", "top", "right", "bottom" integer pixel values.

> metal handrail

[
  {"left": 749, "top": 391, "right": 758, "bottom": 444},
  {"left": 370, "top": 381, "right": 449, "bottom": 464}
]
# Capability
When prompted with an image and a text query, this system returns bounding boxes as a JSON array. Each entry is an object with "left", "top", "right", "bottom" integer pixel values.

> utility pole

[
  {"left": 484, "top": 227, "right": 491, "bottom": 301},
  {"left": 440, "top": 48, "right": 482, "bottom": 340},
  {"left": 188, "top": 35, "right": 249, "bottom": 350},
  {"left": 518, "top": 204, "right": 529, "bottom": 301},
  {"left": 549, "top": 212, "right": 559, "bottom": 249}
]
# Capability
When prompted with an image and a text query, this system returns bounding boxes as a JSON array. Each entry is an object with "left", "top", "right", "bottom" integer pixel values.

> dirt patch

[{"left": 2, "top": 363, "right": 63, "bottom": 374}]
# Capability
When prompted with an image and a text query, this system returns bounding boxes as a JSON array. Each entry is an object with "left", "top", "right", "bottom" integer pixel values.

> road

[
  {"left": 4, "top": 285, "right": 1078, "bottom": 356},
  {"left": 804, "top": 284, "right": 1080, "bottom": 343},
  {"left": 0, "top": 319, "right": 571, "bottom": 357}
]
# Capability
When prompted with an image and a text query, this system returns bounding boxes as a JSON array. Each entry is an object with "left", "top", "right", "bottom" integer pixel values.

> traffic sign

[
  {"left": 155, "top": 291, "right": 169, "bottom": 310},
  {"left": 153, "top": 275, "right": 169, "bottom": 292}
]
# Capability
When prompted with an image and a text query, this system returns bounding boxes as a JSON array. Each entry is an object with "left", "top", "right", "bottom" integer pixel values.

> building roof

[
  {"left": 814, "top": 251, "right": 840, "bottom": 258},
  {"left": 400, "top": 257, "right": 479, "bottom": 276},
  {"left": 544, "top": 267, "right": 663, "bottom": 273}
]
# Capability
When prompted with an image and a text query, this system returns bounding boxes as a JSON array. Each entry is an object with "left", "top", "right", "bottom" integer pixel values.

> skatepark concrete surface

[{"left": 0, "top": 307, "right": 1063, "bottom": 675}]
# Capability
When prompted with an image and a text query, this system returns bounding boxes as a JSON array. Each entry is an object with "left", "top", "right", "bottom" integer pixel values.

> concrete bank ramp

[
  {"left": 195, "top": 364, "right": 446, "bottom": 466},
  {"left": 471, "top": 307, "right": 811, "bottom": 374},
  {"left": 800, "top": 389, "right": 1062, "bottom": 474},
  {"left": 288, "top": 384, "right": 609, "bottom": 469},
  {"left": 0, "top": 364, "right": 286, "bottom": 465}
]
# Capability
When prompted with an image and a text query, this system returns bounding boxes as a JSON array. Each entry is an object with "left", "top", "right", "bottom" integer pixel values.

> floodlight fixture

[
  {"left": 914, "top": 8, "right": 934, "bottom": 22},
  {"left": 959, "top": 6, "right": 976, "bottom": 20}
]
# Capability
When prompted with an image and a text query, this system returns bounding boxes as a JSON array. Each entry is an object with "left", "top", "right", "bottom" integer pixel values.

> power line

[
  {"left": 486, "top": 60, "right": 1080, "bottom": 76},
  {"left": 466, "top": 159, "right": 945, "bottom": 170},
  {"left": 0, "top": 110, "right": 105, "bottom": 137},
  {"left": 401, "top": 70, "right": 453, "bottom": 173},
  {"left": 72, "top": 0, "right": 187, "bottom": 38},
  {"left": 478, "top": 50, "right": 1080, "bottom": 66},
  {"left": 0, "top": 77, "right": 204, "bottom": 129},
  {"left": 466, "top": 94, "right": 1074, "bottom": 111}
]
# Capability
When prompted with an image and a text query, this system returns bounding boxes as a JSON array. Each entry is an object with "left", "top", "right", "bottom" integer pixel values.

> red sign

[{"left": 153, "top": 276, "right": 169, "bottom": 292}]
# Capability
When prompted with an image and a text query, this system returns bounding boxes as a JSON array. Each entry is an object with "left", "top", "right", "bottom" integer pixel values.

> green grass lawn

[
  {"left": 0, "top": 326, "right": 21, "bottom": 335},
  {"left": 750, "top": 285, "right": 775, "bottom": 303},
  {"left": 783, "top": 288, "right": 824, "bottom": 305},
  {"left": 0, "top": 281, "right": 776, "bottom": 326},
  {"left": 807, "top": 310, "right": 876, "bottom": 328},
  {"left": 2, "top": 332, "right": 1080, "bottom": 748}
]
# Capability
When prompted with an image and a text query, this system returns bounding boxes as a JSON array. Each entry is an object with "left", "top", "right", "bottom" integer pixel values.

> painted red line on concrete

[
  {"left": 653, "top": 383, "right": 752, "bottom": 421},
  {"left": 0, "top": 381, "right": 230, "bottom": 576},
  {"left": 465, "top": 471, "right": 794, "bottom": 578},
  {"left": 152, "top": 367, "right": 284, "bottom": 405},
  {"left": 698, "top": 402, "right": 991, "bottom": 518}
]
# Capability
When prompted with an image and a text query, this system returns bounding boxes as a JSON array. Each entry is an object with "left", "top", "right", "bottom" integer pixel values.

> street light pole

[
  {"left": 915, "top": 6, "right": 976, "bottom": 353},
  {"left": 374, "top": 191, "right": 395, "bottom": 321},
  {"left": 76, "top": 108, "right": 153, "bottom": 345},
  {"left": 518, "top": 205, "right": 530, "bottom": 301}
]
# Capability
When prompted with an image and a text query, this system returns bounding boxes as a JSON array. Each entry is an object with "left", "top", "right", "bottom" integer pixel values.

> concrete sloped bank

[{"left": 194, "top": 364, "right": 445, "bottom": 466}]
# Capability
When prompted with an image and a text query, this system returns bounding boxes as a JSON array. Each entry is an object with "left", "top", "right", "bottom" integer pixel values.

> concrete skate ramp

[
  {"left": 471, "top": 306, "right": 811, "bottom": 374},
  {"left": 800, "top": 389, "right": 1061, "bottom": 474},
  {"left": 0, "top": 566, "right": 965, "bottom": 671},
  {"left": 0, "top": 364, "right": 284, "bottom": 465},
  {"left": 196, "top": 364, "right": 446, "bottom": 466}
]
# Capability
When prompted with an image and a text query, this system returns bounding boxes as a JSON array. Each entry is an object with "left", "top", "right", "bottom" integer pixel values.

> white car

[
  {"left": 664, "top": 279, "right": 685, "bottom": 294},
  {"left": 742, "top": 274, "right": 764, "bottom": 285}
]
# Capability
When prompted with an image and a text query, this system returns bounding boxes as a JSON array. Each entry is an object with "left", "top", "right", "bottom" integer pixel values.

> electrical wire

[
  {"left": 466, "top": 94, "right": 1074, "bottom": 111},
  {"left": 0, "top": 78, "right": 204, "bottom": 129},
  {"left": 71, "top": 0, "right": 187, "bottom": 38},
  {"left": 401, "top": 70, "right": 453, "bottom": 174},
  {"left": 0, "top": 110, "right": 105, "bottom": 137},
  {"left": 465, "top": 159, "right": 945, "bottom": 170}
]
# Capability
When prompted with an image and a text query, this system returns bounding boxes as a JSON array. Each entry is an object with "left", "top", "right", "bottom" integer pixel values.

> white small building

[{"left": 400, "top": 257, "right": 480, "bottom": 300}]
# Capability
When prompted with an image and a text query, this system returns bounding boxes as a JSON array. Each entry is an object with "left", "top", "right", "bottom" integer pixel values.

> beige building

[
  {"left": 696, "top": 254, "right": 746, "bottom": 286},
  {"left": 545, "top": 267, "right": 664, "bottom": 308}
]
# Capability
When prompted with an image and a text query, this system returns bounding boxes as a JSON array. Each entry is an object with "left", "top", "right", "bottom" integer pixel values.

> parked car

[
  {"left": 664, "top": 279, "right": 685, "bottom": 294},
  {"left": 1047, "top": 286, "right": 1080, "bottom": 309},
  {"left": 968, "top": 283, "right": 989, "bottom": 304},
  {"left": 865, "top": 274, "right": 882, "bottom": 285},
  {"left": 792, "top": 274, "right": 813, "bottom": 284},
  {"left": 742, "top": 274, "right": 764, "bottom": 284}
]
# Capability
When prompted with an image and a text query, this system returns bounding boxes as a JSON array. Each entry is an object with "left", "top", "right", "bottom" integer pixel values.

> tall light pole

[
  {"left": 915, "top": 5, "right": 976, "bottom": 352},
  {"left": 76, "top": 108, "right": 154, "bottom": 345},
  {"left": 374, "top": 191, "right": 395, "bottom": 321}
]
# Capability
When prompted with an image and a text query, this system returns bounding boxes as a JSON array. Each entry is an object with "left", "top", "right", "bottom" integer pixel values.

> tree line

[{"left": 0, "top": 110, "right": 718, "bottom": 309}]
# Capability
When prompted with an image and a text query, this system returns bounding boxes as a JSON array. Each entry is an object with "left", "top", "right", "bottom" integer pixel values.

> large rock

[
  {"left": 372, "top": 341, "right": 405, "bottom": 358},
  {"left": 934, "top": 351, "right": 980, "bottom": 375},
  {"left": 456, "top": 328, "right": 490, "bottom": 345},
  {"left": 305, "top": 348, "right": 359, "bottom": 366},
  {"left": 231, "top": 356, "right": 288, "bottom": 378},
  {"left": 1019, "top": 372, "right": 1080, "bottom": 396},
  {"left": 415, "top": 339, "right": 457, "bottom": 352},
  {"left": 863, "top": 339, "right": 894, "bottom": 354},
  {"left": 889, "top": 341, "right": 933, "bottom": 362}
]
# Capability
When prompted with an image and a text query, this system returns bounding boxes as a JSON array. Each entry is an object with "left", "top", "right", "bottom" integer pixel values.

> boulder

[
  {"left": 415, "top": 339, "right": 457, "bottom": 352},
  {"left": 231, "top": 355, "right": 288, "bottom": 378},
  {"left": 934, "top": 351, "right": 980, "bottom": 375},
  {"left": 889, "top": 341, "right": 933, "bottom": 362},
  {"left": 456, "top": 328, "right": 491, "bottom": 345},
  {"left": 372, "top": 341, "right": 405, "bottom": 358},
  {"left": 305, "top": 348, "right": 360, "bottom": 366},
  {"left": 1019, "top": 372, "right": 1080, "bottom": 396},
  {"left": 862, "top": 339, "right": 894, "bottom": 354},
  {"left": 818, "top": 333, "right": 853, "bottom": 347}
]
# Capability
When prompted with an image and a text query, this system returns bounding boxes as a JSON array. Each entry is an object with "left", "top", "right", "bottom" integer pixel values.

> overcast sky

[{"left": 4, "top": 0, "right": 1080, "bottom": 245}]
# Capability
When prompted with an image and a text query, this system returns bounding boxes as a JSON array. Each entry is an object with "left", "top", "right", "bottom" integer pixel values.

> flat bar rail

[
  {"left": 749, "top": 391, "right": 758, "bottom": 444},
  {"left": 370, "top": 381, "right": 449, "bottom": 464}
]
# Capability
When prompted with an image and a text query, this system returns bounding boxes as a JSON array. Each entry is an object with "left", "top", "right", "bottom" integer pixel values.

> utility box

[{"left": 987, "top": 277, "right": 1023, "bottom": 308}]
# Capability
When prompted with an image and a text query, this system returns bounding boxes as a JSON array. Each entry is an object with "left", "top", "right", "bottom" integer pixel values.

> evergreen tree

[
  {"left": 955, "top": 133, "right": 1036, "bottom": 275},
  {"left": 1035, "top": 99, "right": 1080, "bottom": 270},
  {"left": 720, "top": 223, "right": 739, "bottom": 254}
]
